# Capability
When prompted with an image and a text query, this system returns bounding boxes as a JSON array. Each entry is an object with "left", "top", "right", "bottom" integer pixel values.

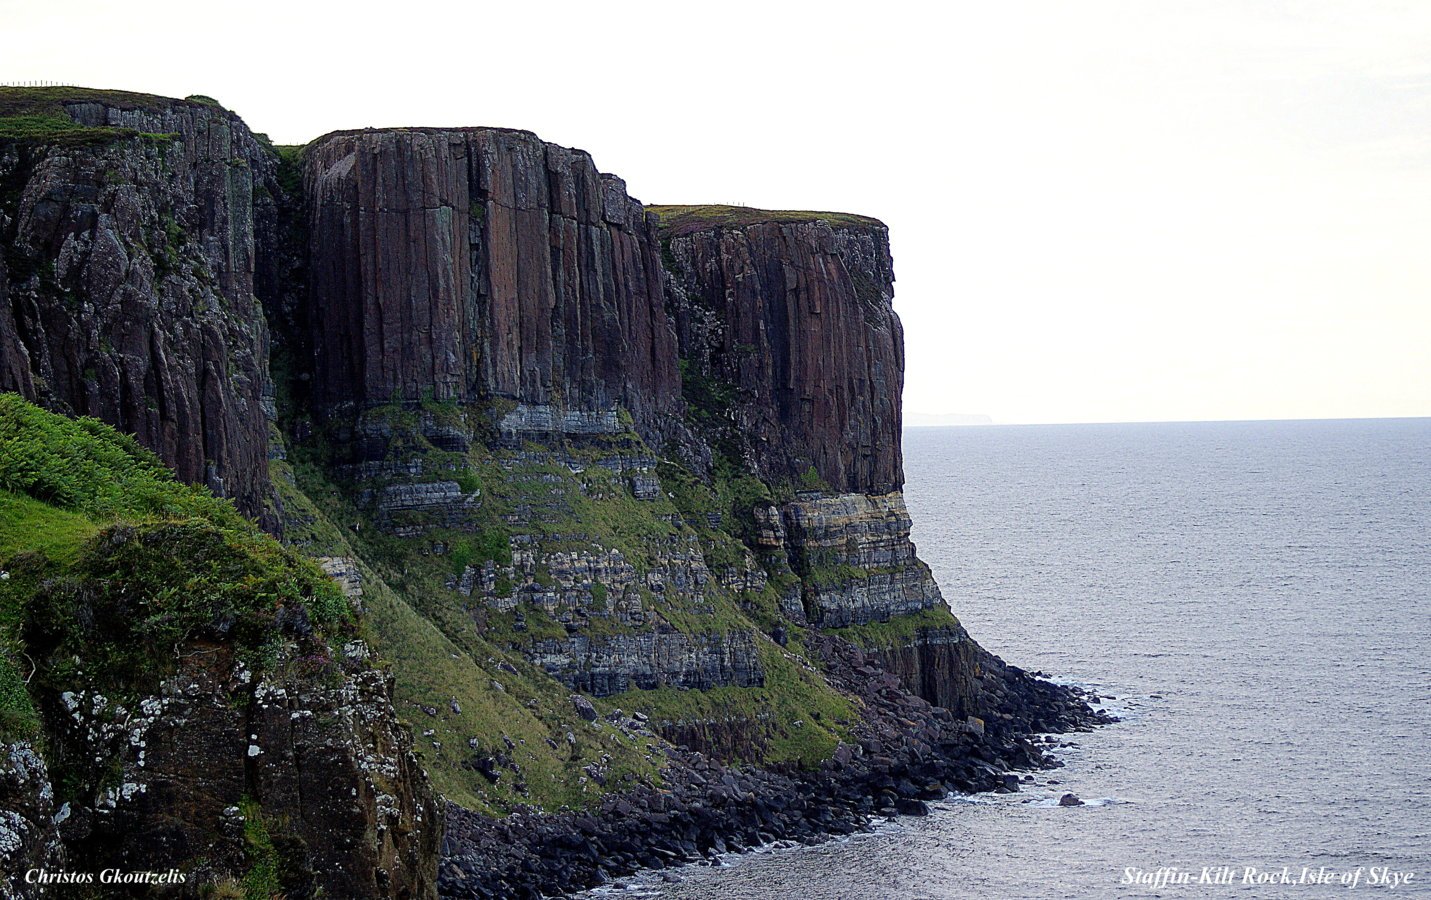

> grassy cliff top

[
  {"left": 647, "top": 204, "right": 885, "bottom": 236},
  {"left": 0, "top": 86, "right": 220, "bottom": 145}
]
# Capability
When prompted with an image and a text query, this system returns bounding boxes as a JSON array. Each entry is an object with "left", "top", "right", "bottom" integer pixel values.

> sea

[{"left": 584, "top": 419, "right": 1431, "bottom": 898}]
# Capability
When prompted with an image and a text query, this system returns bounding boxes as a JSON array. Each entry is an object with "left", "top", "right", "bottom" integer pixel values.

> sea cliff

[{"left": 0, "top": 88, "right": 1104, "bottom": 898}]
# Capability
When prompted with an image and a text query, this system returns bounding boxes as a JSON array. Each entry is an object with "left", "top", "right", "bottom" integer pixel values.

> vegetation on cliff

[
  {"left": 0, "top": 86, "right": 195, "bottom": 144},
  {"left": 0, "top": 395, "right": 442, "bottom": 899},
  {"left": 272, "top": 400, "right": 861, "bottom": 813},
  {"left": 0, "top": 391, "right": 349, "bottom": 739},
  {"left": 648, "top": 204, "right": 884, "bottom": 236}
]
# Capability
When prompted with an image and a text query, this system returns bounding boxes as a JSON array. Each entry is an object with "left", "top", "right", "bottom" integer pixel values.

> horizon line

[{"left": 903, "top": 414, "right": 1431, "bottom": 428}]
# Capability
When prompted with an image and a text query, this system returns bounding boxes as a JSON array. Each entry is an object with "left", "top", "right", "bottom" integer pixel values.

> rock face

[
  {"left": 663, "top": 214, "right": 903, "bottom": 494},
  {"left": 781, "top": 491, "right": 945, "bottom": 626},
  {"left": 528, "top": 630, "right": 764, "bottom": 696},
  {"left": 0, "top": 93, "right": 276, "bottom": 521},
  {"left": 1, "top": 91, "right": 1104, "bottom": 900},
  {"left": 55, "top": 648, "right": 441, "bottom": 899},
  {"left": 0, "top": 742, "right": 64, "bottom": 899},
  {"left": 659, "top": 209, "right": 938, "bottom": 628},
  {"left": 303, "top": 128, "right": 682, "bottom": 446}
]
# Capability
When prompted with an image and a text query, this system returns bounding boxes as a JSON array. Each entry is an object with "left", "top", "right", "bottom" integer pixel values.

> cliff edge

[{"left": 0, "top": 89, "right": 1104, "bottom": 898}]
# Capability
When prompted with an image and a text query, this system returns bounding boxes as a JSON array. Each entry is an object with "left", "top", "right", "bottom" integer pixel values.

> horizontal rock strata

[
  {"left": 781, "top": 491, "right": 945, "bottom": 626},
  {"left": 527, "top": 630, "right": 764, "bottom": 696}
]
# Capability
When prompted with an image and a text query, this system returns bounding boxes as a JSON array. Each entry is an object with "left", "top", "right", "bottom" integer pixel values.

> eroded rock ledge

[{"left": 439, "top": 636, "right": 1106, "bottom": 899}]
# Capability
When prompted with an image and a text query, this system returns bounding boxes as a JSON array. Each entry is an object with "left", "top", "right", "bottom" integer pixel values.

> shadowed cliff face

[
  {"left": 0, "top": 93, "right": 277, "bottom": 523},
  {"left": 663, "top": 216, "right": 904, "bottom": 495},
  {"left": 304, "top": 128, "right": 681, "bottom": 446},
  {"left": 657, "top": 210, "right": 942, "bottom": 630},
  {"left": 0, "top": 92, "right": 1100, "bottom": 899}
]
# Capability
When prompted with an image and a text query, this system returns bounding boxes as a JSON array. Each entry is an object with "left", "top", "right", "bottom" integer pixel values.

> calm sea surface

[{"left": 589, "top": 419, "right": 1431, "bottom": 898}]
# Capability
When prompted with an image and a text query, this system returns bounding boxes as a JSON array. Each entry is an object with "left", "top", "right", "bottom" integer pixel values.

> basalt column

[
  {"left": 304, "top": 128, "right": 681, "bottom": 445},
  {"left": 660, "top": 211, "right": 944, "bottom": 627}
]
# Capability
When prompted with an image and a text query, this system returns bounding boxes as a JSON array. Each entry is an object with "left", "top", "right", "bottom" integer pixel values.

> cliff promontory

[{"left": 0, "top": 88, "right": 1103, "bottom": 898}]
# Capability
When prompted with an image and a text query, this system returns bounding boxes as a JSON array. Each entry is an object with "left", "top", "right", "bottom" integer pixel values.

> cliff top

[
  {"left": 647, "top": 204, "right": 885, "bottom": 237},
  {"left": 0, "top": 85, "right": 227, "bottom": 145},
  {"left": 307, "top": 125, "right": 565, "bottom": 152}
]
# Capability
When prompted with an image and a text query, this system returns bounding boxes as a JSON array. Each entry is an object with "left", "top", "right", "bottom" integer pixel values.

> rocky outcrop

[
  {"left": 0, "top": 393, "right": 443, "bottom": 896},
  {"left": 781, "top": 491, "right": 944, "bottom": 626},
  {"left": 303, "top": 128, "right": 681, "bottom": 447},
  {"left": 440, "top": 634, "right": 1107, "bottom": 899},
  {"left": 661, "top": 211, "right": 903, "bottom": 494},
  {"left": 527, "top": 630, "right": 764, "bottom": 696},
  {"left": 0, "top": 742, "right": 64, "bottom": 899},
  {"left": 52, "top": 645, "right": 441, "bottom": 899},
  {"left": 0, "top": 91, "right": 277, "bottom": 521}
]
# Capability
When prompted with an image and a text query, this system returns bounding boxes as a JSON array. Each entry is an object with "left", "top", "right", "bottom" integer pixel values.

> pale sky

[{"left": 5, "top": 1, "right": 1429, "bottom": 424}]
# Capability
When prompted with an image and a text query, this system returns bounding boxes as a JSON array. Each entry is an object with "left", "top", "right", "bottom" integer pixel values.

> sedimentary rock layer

[
  {"left": 527, "top": 630, "right": 764, "bottom": 696},
  {"left": 781, "top": 491, "right": 946, "bottom": 626},
  {"left": 0, "top": 94, "right": 276, "bottom": 520},
  {"left": 304, "top": 128, "right": 682, "bottom": 446}
]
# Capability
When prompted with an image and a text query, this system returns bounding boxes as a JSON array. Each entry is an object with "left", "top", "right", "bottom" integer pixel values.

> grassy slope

[
  {"left": 0, "top": 393, "right": 350, "bottom": 753},
  {"left": 0, "top": 86, "right": 205, "bottom": 144},
  {"left": 273, "top": 400, "right": 860, "bottom": 812},
  {"left": 273, "top": 453, "right": 666, "bottom": 814}
]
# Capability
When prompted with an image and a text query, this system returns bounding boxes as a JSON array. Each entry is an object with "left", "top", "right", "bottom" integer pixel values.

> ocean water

[{"left": 594, "top": 419, "right": 1431, "bottom": 898}]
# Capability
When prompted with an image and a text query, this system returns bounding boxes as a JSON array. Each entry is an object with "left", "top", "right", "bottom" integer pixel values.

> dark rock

[
  {"left": 663, "top": 215, "right": 901, "bottom": 494},
  {"left": 538, "top": 631, "right": 764, "bottom": 697},
  {"left": 1058, "top": 793, "right": 1085, "bottom": 807},
  {"left": 570, "top": 694, "right": 598, "bottom": 722},
  {"left": 0, "top": 97, "right": 277, "bottom": 522},
  {"left": 303, "top": 129, "right": 682, "bottom": 448}
]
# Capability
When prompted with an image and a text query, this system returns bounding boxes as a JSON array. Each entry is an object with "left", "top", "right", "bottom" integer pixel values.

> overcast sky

[{"left": 5, "top": 1, "right": 1429, "bottom": 423}]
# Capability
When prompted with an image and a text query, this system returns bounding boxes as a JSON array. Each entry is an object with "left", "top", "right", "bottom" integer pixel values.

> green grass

[
  {"left": 647, "top": 204, "right": 884, "bottom": 236},
  {"left": 0, "top": 492, "right": 96, "bottom": 565},
  {"left": 0, "top": 86, "right": 200, "bottom": 146},
  {"left": 239, "top": 797, "right": 281, "bottom": 900},
  {"left": 0, "top": 394, "right": 353, "bottom": 747},
  {"left": 831, "top": 604, "right": 964, "bottom": 649},
  {"left": 613, "top": 639, "right": 855, "bottom": 768}
]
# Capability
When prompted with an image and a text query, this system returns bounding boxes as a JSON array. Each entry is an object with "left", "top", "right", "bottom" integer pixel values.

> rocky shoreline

[{"left": 439, "top": 635, "right": 1112, "bottom": 899}]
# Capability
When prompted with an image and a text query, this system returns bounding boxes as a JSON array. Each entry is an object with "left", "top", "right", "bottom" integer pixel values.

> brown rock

[
  {"left": 663, "top": 214, "right": 904, "bottom": 494},
  {"left": 303, "top": 128, "right": 682, "bottom": 447}
]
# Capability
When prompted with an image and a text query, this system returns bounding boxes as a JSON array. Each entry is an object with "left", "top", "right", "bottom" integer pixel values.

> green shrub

[{"left": 0, "top": 392, "right": 244, "bottom": 526}]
